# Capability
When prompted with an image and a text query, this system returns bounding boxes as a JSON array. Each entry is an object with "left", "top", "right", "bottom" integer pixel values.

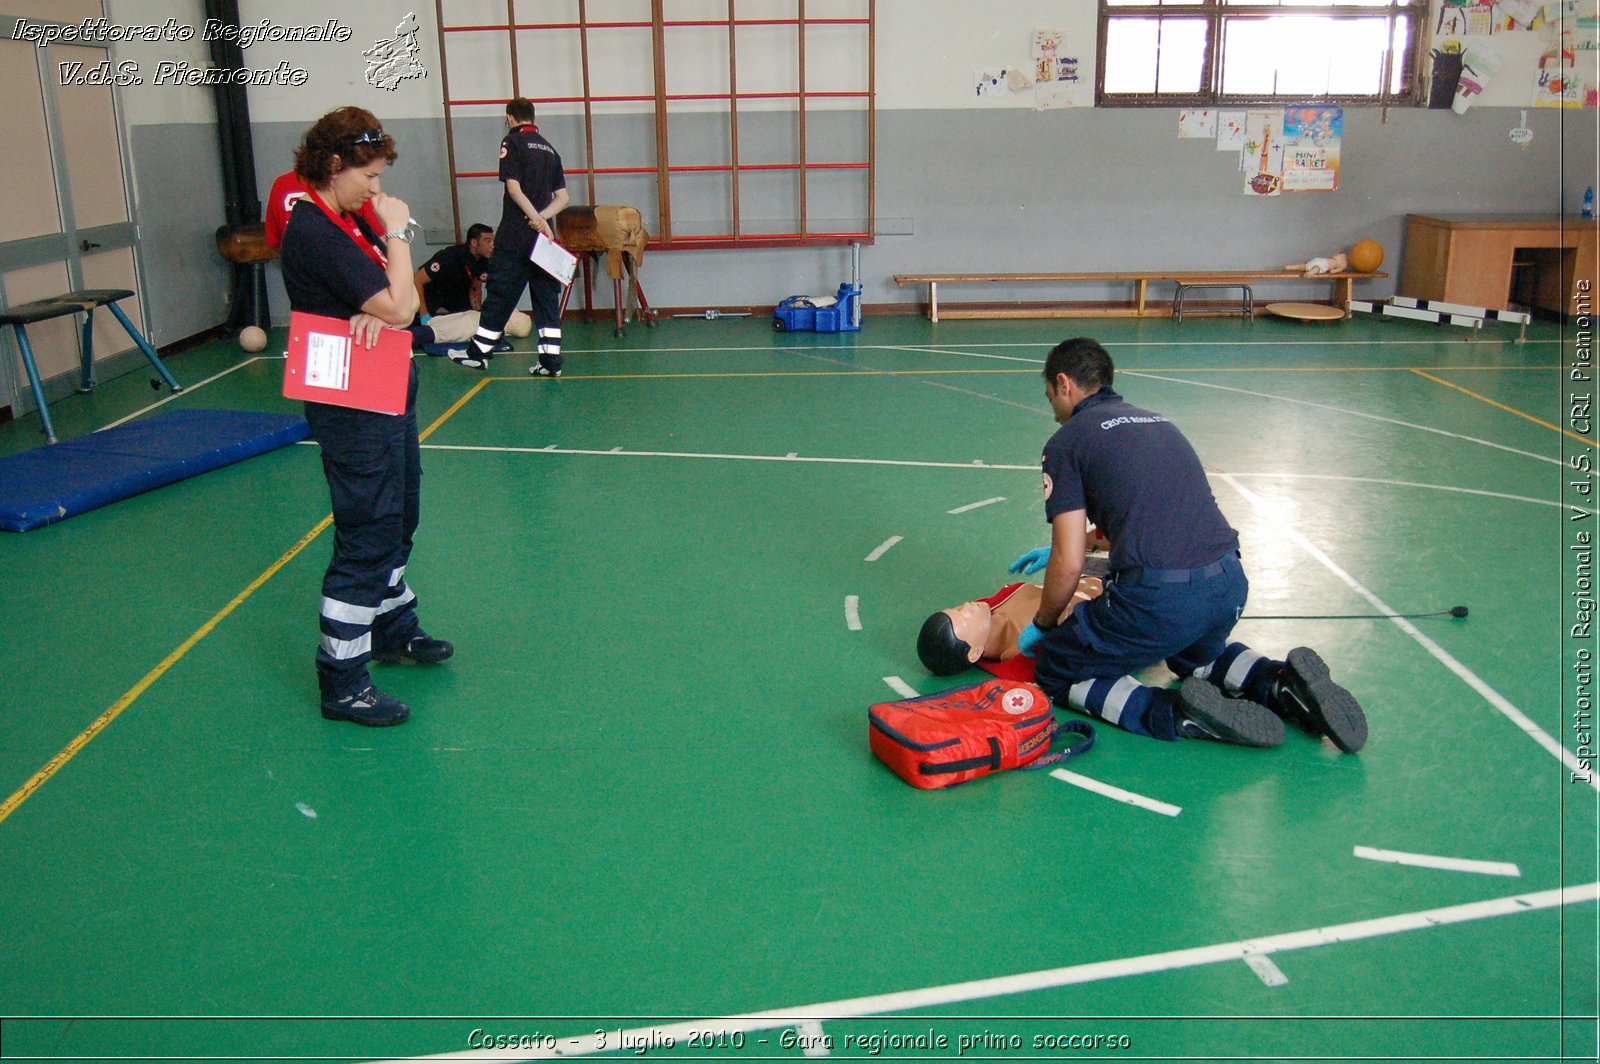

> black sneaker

[
  {"left": 449, "top": 350, "right": 492, "bottom": 371},
  {"left": 372, "top": 633, "right": 454, "bottom": 665},
  {"left": 530, "top": 363, "right": 561, "bottom": 377},
  {"left": 1175, "top": 677, "right": 1285, "bottom": 747},
  {"left": 320, "top": 684, "right": 410, "bottom": 726},
  {"left": 1275, "top": 647, "right": 1367, "bottom": 754}
]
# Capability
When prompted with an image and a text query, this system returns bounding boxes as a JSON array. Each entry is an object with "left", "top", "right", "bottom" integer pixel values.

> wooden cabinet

[{"left": 1400, "top": 214, "right": 1599, "bottom": 315}]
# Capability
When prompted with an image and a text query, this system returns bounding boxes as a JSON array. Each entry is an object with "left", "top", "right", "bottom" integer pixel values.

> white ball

[{"left": 239, "top": 326, "right": 268, "bottom": 352}]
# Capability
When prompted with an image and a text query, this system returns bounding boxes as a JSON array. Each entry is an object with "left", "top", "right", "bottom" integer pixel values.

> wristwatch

[{"left": 385, "top": 225, "right": 416, "bottom": 244}]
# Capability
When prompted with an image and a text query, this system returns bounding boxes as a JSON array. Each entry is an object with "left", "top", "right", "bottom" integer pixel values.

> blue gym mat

[{"left": 0, "top": 408, "right": 309, "bottom": 532}]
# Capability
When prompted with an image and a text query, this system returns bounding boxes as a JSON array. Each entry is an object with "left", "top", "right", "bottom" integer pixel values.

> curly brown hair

[{"left": 292, "top": 106, "right": 397, "bottom": 185}]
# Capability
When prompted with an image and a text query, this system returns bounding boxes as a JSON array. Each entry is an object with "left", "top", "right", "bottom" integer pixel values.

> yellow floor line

[
  {"left": 1410, "top": 368, "right": 1595, "bottom": 447},
  {"left": 0, "top": 378, "right": 493, "bottom": 828}
]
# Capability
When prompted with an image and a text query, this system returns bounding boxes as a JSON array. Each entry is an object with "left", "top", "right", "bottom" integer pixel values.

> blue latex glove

[
  {"left": 1017, "top": 622, "right": 1045, "bottom": 658},
  {"left": 419, "top": 313, "right": 433, "bottom": 325},
  {"left": 1009, "top": 547, "right": 1051, "bottom": 575}
]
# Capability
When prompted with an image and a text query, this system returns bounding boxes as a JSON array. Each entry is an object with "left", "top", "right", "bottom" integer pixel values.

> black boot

[
  {"left": 1270, "top": 647, "right": 1367, "bottom": 754},
  {"left": 1174, "top": 678, "right": 1285, "bottom": 748}
]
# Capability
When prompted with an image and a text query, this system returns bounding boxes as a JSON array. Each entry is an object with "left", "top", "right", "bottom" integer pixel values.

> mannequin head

[{"left": 916, "top": 600, "right": 994, "bottom": 676}]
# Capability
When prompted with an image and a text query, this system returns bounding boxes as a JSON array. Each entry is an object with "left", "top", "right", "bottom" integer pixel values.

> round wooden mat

[{"left": 1265, "top": 301, "right": 1346, "bottom": 321}]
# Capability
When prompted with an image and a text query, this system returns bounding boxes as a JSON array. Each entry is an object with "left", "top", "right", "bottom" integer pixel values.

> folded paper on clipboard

[
  {"left": 282, "top": 310, "right": 411, "bottom": 415},
  {"left": 531, "top": 232, "right": 578, "bottom": 287}
]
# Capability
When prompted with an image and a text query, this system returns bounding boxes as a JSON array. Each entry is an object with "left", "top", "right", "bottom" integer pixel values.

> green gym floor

[{"left": 0, "top": 309, "right": 1594, "bottom": 1063}]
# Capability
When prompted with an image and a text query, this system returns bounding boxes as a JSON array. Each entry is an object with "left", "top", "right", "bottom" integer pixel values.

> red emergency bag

[{"left": 868, "top": 678, "right": 1095, "bottom": 789}]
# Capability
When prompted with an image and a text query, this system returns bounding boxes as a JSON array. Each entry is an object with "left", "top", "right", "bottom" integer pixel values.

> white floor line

[
  {"left": 364, "top": 881, "right": 1599, "bottom": 1064},
  {"left": 411, "top": 446, "right": 1578, "bottom": 514},
  {"left": 1244, "top": 954, "right": 1289, "bottom": 987},
  {"left": 882, "top": 676, "right": 918, "bottom": 698},
  {"left": 420, "top": 442, "right": 1034, "bottom": 472},
  {"left": 1127, "top": 370, "right": 1567, "bottom": 470},
  {"left": 844, "top": 596, "right": 862, "bottom": 631},
  {"left": 1224, "top": 471, "right": 1592, "bottom": 514},
  {"left": 96, "top": 355, "right": 266, "bottom": 431},
  {"left": 1353, "top": 845, "right": 1522, "bottom": 878},
  {"left": 865, "top": 536, "right": 903, "bottom": 562},
  {"left": 874, "top": 344, "right": 1046, "bottom": 364},
  {"left": 1219, "top": 473, "right": 1599, "bottom": 793},
  {"left": 947, "top": 496, "right": 1006, "bottom": 514},
  {"left": 1049, "top": 768, "right": 1182, "bottom": 817}
]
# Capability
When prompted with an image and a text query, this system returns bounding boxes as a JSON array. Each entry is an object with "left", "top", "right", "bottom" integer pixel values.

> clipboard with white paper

[
  {"left": 283, "top": 310, "right": 411, "bottom": 415},
  {"left": 530, "top": 232, "right": 578, "bottom": 287}
]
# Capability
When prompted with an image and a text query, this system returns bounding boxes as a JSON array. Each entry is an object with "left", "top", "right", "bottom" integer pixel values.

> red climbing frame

[{"left": 433, "top": 0, "right": 875, "bottom": 249}]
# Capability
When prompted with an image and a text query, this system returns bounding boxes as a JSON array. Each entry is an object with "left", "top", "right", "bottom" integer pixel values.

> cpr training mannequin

[
  {"left": 917, "top": 577, "right": 1104, "bottom": 682},
  {"left": 918, "top": 522, "right": 1110, "bottom": 681},
  {"left": 1284, "top": 251, "right": 1349, "bottom": 275}
]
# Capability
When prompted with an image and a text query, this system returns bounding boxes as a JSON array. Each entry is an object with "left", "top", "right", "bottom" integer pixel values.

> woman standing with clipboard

[{"left": 280, "top": 106, "right": 454, "bottom": 727}]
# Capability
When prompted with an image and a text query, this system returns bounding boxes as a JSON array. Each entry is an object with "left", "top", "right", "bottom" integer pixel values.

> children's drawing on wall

[
  {"left": 1577, "top": 8, "right": 1600, "bottom": 50},
  {"left": 1533, "top": 40, "right": 1583, "bottom": 107},
  {"left": 1494, "top": 0, "right": 1543, "bottom": 31},
  {"left": 1435, "top": 1, "right": 1470, "bottom": 37},
  {"left": 1242, "top": 110, "right": 1284, "bottom": 196},
  {"left": 1179, "top": 109, "right": 1217, "bottom": 138},
  {"left": 1032, "top": 28, "right": 1083, "bottom": 109},
  {"left": 1216, "top": 111, "right": 1248, "bottom": 152},
  {"left": 1452, "top": 42, "right": 1503, "bottom": 112},
  {"left": 1281, "top": 106, "right": 1342, "bottom": 192},
  {"left": 975, "top": 67, "right": 1015, "bottom": 98},
  {"left": 1461, "top": 2, "right": 1496, "bottom": 35}
]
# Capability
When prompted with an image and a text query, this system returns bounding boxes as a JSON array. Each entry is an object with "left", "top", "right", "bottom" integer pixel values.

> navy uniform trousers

[
  {"left": 302, "top": 364, "right": 423, "bottom": 699},
  {"left": 1034, "top": 551, "right": 1249, "bottom": 698},
  {"left": 473, "top": 239, "right": 563, "bottom": 370}
]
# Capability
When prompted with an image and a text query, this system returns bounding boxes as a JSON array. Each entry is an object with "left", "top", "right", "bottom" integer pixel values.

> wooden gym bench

[
  {"left": 892, "top": 270, "right": 1387, "bottom": 322},
  {"left": 0, "top": 289, "right": 182, "bottom": 444}
]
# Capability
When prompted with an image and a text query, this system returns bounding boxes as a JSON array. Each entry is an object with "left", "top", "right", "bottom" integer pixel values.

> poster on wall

[
  {"left": 1494, "top": 0, "right": 1544, "bottom": 31},
  {"left": 1532, "top": 43, "right": 1583, "bottom": 106},
  {"left": 975, "top": 67, "right": 1015, "bottom": 98},
  {"left": 1453, "top": 42, "right": 1504, "bottom": 112},
  {"left": 1242, "top": 110, "right": 1285, "bottom": 196},
  {"left": 1436, "top": 0, "right": 1499, "bottom": 35},
  {"left": 1281, "top": 106, "right": 1342, "bottom": 191},
  {"left": 1032, "top": 28, "right": 1082, "bottom": 109},
  {"left": 1179, "top": 109, "right": 1218, "bottom": 138},
  {"left": 1216, "top": 111, "right": 1248, "bottom": 151}
]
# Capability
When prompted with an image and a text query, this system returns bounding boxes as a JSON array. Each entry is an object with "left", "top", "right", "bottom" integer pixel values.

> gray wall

[
  {"left": 138, "top": 103, "right": 1592, "bottom": 329},
  {"left": 865, "top": 104, "right": 1587, "bottom": 306}
]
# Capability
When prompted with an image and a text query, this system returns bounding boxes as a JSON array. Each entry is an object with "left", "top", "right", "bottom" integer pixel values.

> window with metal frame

[{"left": 1096, "top": 0, "right": 1424, "bottom": 107}]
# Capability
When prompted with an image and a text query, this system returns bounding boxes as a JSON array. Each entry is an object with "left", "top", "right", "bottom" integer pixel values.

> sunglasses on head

[{"left": 348, "top": 127, "right": 386, "bottom": 147}]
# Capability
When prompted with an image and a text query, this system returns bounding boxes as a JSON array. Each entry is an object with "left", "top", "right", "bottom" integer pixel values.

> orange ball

[{"left": 1348, "top": 239, "right": 1384, "bottom": 273}]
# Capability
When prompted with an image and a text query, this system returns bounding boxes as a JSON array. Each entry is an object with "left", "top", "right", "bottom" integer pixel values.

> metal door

[{"left": 0, "top": 6, "right": 149, "bottom": 421}]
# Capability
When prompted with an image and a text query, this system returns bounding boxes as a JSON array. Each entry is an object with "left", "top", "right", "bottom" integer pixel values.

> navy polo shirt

[
  {"left": 1041, "top": 387, "right": 1238, "bottom": 572},
  {"left": 418, "top": 243, "right": 485, "bottom": 315},
  {"left": 496, "top": 124, "right": 566, "bottom": 256},
  {"left": 280, "top": 200, "right": 388, "bottom": 318}
]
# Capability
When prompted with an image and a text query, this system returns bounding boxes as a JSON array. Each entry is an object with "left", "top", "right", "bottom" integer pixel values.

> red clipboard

[{"left": 282, "top": 311, "right": 411, "bottom": 415}]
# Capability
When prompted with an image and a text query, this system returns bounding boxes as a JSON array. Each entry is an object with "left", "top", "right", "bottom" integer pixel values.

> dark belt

[{"left": 1112, "top": 550, "right": 1239, "bottom": 587}]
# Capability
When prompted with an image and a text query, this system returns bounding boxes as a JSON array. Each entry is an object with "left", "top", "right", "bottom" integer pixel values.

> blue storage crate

[{"left": 774, "top": 282, "right": 862, "bottom": 332}]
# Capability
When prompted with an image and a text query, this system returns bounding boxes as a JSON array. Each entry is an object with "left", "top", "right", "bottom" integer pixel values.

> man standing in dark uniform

[
  {"left": 454, "top": 97, "right": 569, "bottom": 376},
  {"left": 1012, "top": 337, "right": 1367, "bottom": 752}
]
